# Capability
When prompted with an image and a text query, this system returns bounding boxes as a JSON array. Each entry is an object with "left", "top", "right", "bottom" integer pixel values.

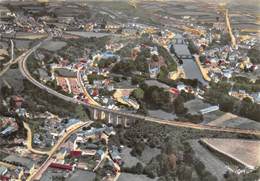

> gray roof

[
  {"left": 4, "top": 155, "right": 35, "bottom": 169},
  {"left": 0, "top": 6, "right": 10, "bottom": 12},
  {"left": 0, "top": 166, "right": 7, "bottom": 175}
]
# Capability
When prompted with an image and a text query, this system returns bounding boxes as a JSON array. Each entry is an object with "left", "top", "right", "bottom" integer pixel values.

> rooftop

[
  {"left": 4, "top": 155, "right": 35, "bottom": 170},
  {"left": 0, "top": 166, "right": 7, "bottom": 175}
]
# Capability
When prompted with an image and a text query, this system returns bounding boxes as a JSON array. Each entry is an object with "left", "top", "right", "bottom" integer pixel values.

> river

[{"left": 182, "top": 58, "right": 208, "bottom": 85}]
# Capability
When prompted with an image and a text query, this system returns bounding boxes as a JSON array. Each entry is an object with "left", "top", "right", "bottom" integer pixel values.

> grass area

[
  {"left": 89, "top": 1, "right": 161, "bottom": 26},
  {"left": 0, "top": 152, "right": 8, "bottom": 160}
]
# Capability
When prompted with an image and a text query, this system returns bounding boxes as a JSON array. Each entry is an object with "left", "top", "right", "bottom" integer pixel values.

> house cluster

[
  {"left": 55, "top": 69, "right": 81, "bottom": 96},
  {"left": 34, "top": 118, "right": 83, "bottom": 148},
  {"left": 113, "top": 89, "right": 140, "bottom": 110},
  {"left": 150, "top": 29, "right": 175, "bottom": 48},
  {"left": 43, "top": 124, "right": 121, "bottom": 180},
  {"left": 0, "top": 155, "right": 35, "bottom": 181},
  {"left": 204, "top": 49, "right": 258, "bottom": 82},
  {"left": 0, "top": 116, "right": 18, "bottom": 137},
  {"left": 45, "top": 43, "right": 137, "bottom": 110},
  {"left": 192, "top": 27, "right": 258, "bottom": 82},
  {"left": 0, "top": 5, "right": 46, "bottom": 35},
  {"left": 169, "top": 83, "right": 195, "bottom": 97},
  {"left": 229, "top": 90, "right": 260, "bottom": 104},
  {"left": 0, "top": 95, "right": 30, "bottom": 137},
  {"left": 131, "top": 44, "right": 168, "bottom": 78},
  {"left": 177, "top": 12, "right": 259, "bottom": 84}
]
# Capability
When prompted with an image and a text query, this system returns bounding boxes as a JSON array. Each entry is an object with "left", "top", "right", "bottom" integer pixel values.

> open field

[
  {"left": 148, "top": 109, "right": 177, "bottom": 120},
  {"left": 201, "top": 138, "right": 260, "bottom": 169},
  {"left": 0, "top": 48, "right": 8, "bottom": 60},
  {"left": 184, "top": 99, "right": 212, "bottom": 115},
  {"left": 67, "top": 170, "right": 96, "bottom": 181},
  {"left": 120, "top": 147, "right": 145, "bottom": 168},
  {"left": 138, "top": 146, "right": 160, "bottom": 164},
  {"left": 0, "top": 69, "right": 24, "bottom": 92},
  {"left": 40, "top": 41, "right": 67, "bottom": 52},
  {"left": 119, "top": 173, "right": 157, "bottom": 181},
  {"left": 14, "top": 40, "right": 32, "bottom": 50},
  {"left": 66, "top": 31, "right": 113, "bottom": 38}
]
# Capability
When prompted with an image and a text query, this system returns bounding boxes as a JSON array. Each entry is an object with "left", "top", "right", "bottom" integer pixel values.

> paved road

[
  {"left": 226, "top": 9, "right": 236, "bottom": 48},
  {"left": 17, "top": 38, "right": 260, "bottom": 137},
  {"left": 77, "top": 69, "right": 100, "bottom": 106}
]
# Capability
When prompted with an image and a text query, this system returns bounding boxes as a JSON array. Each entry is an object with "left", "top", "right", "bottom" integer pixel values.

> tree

[
  {"left": 158, "top": 66, "right": 169, "bottom": 81},
  {"left": 87, "top": 73, "right": 105, "bottom": 84},
  {"left": 131, "top": 142, "right": 145, "bottom": 156},
  {"left": 201, "top": 171, "right": 218, "bottom": 181},
  {"left": 170, "top": 44, "right": 175, "bottom": 54},
  {"left": 220, "top": 33, "right": 231, "bottom": 45},
  {"left": 160, "top": 154, "right": 172, "bottom": 175},
  {"left": 1, "top": 85, "right": 14, "bottom": 98},
  {"left": 137, "top": 102, "right": 148, "bottom": 115},
  {"left": 144, "top": 158, "right": 158, "bottom": 178},
  {"left": 131, "top": 75, "right": 145, "bottom": 85},
  {"left": 180, "top": 90, "right": 195, "bottom": 102},
  {"left": 143, "top": 85, "right": 174, "bottom": 112},
  {"left": 242, "top": 167, "right": 260, "bottom": 181},
  {"left": 199, "top": 55, "right": 207, "bottom": 64},
  {"left": 131, "top": 88, "right": 144, "bottom": 100},
  {"left": 177, "top": 165, "right": 193, "bottom": 181},
  {"left": 135, "top": 54, "right": 149, "bottom": 73},
  {"left": 111, "top": 60, "right": 136, "bottom": 75},
  {"left": 0, "top": 102, "right": 8, "bottom": 115},
  {"left": 194, "top": 159, "right": 205, "bottom": 176},
  {"left": 75, "top": 105, "right": 88, "bottom": 121},
  {"left": 180, "top": 79, "right": 199, "bottom": 88},
  {"left": 248, "top": 46, "right": 260, "bottom": 64},
  {"left": 135, "top": 162, "right": 144, "bottom": 174},
  {"left": 174, "top": 96, "right": 187, "bottom": 114},
  {"left": 187, "top": 39, "right": 199, "bottom": 54},
  {"left": 98, "top": 57, "right": 116, "bottom": 68}
]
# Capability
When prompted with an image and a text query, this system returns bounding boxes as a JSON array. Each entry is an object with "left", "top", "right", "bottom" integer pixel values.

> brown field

[{"left": 201, "top": 138, "right": 260, "bottom": 169}]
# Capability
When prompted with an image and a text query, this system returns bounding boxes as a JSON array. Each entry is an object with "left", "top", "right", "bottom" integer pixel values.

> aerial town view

[{"left": 0, "top": 0, "right": 259, "bottom": 180}]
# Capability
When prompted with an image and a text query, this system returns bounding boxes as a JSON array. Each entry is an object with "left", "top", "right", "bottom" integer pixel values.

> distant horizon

[{"left": 0, "top": 0, "right": 259, "bottom": 3}]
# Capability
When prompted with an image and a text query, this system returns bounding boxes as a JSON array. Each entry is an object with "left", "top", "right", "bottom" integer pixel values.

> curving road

[
  {"left": 17, "top": 40, "right": 260, "bottom": 137},
  {"left": 23, "top": 122, "right": 49, "bottom": 155},
  {"left": 77, "top": 69, "right": 100, "bottom": 106}
]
